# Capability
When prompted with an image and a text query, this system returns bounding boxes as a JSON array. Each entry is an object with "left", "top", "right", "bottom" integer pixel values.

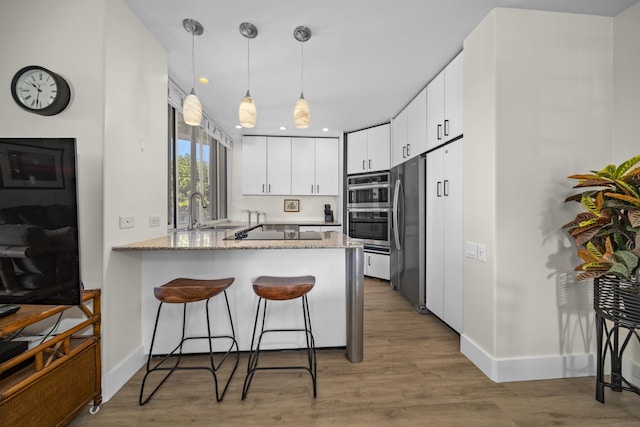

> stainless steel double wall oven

[{"left": 346, "top": 171, "right": 391, "bottom": 251}]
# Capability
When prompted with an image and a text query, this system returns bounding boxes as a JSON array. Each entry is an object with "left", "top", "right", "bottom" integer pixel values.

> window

[{"left": 168, "top": 106, "right": 228, "bottom": 229}]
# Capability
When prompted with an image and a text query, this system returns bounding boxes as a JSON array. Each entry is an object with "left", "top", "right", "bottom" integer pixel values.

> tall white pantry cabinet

[{"left": 425, "top": 139, "right": 463, "bottom": 333}]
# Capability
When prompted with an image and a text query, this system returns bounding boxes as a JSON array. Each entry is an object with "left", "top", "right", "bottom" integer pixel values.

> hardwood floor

[{"left": 71, "top": 278, "right": 640, "bottom": 426}]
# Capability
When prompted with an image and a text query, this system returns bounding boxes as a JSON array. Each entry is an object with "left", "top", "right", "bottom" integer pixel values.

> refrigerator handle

[
  {"left": 444, "top": 180, "right": 449, "bottom": 196},
  {"left": 393, "top": 179, "right": 402, "bottom": 251},
  {"left": 437, "top": 181, "right": 442, "bottom": 197}
]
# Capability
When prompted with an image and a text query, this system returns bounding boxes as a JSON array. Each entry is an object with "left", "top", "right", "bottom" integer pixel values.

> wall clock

[{"left": 10, "top": 65, "right": 71, "bottom": 116}]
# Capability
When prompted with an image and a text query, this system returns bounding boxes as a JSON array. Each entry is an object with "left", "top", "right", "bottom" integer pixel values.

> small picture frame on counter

[{"left": 284, "top": 199, "right": 299, "bottom": 212}]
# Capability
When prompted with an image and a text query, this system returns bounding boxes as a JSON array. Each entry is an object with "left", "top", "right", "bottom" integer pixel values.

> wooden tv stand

[{"left": 0, "top": 289, "right": 101, "bottom": 425}]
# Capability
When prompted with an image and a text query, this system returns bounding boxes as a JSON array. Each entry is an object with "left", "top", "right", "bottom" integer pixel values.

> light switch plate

[
  {"left": 149, "top": 215, "right": 161, "bottom": 227},
  {"left": 478, "top": 244, "right": 487, "bottom": 262},
  {"left": 465, "top": 241, "right": 478, "bottom": 259}
]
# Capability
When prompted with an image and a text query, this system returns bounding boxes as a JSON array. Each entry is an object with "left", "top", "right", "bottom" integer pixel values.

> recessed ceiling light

[
  {"left": 235, "top": 125, "right": 242, "bottom": 129},
  {"left": 198, "top": 77, "right": 209, "bottom": 84},
  {"left": 279, "top": 126, "right": 287, "bottom": 131},
  {"left": 322, "top": 128, "right": 329, "bottom": 132}
]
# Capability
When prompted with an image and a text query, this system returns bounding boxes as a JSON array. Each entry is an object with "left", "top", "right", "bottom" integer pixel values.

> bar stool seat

[
  {"left": 139, "top": 277, "right": 239, "bottom": 405},
  {"left": 242, "top": 275, "right": 317, "bottom": 399}
]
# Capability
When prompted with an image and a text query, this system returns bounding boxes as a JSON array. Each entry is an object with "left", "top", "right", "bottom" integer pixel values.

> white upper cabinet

[
  {"left": 291, "top": 137, "right": 339, "bottom": 195},
  {"left": 242, "top": 136, "right": 268, "bottom": 195},
  {"left": 291, "top": 138, "right": 316, "bottom": 195},
  {"left": 242, "top": 136, "right": 291, "bottom": 195},
  {"left": 244, "top": 136, "right": 338, "bottom": 196},
  {"left": 347, "top": 123, "right": 390, "bottom": 175},
  {"left": 347, "top": 129, "right": 368, "bottom": 174},
  {"left": 392, "top": 87, "right": 427, "bottom": 168},
  {"left": 266, "top": 137, "right": 292, "bottom": 195},
  {"left": 366, "top": 124, "right": 391, "bottom": 173},
  {"left": 427, "top": 51, "right": 463, "bottom": 151},
  {"left": 314, "top": 138, "right": 340, "bottom": 195},
  {"left": 444, "top": 52, "right": 463, "bottom": 143},
  {"left": 407, "top": 87, "right": 428, "bottom": 158},
  {"left": 391, "top": 107, "right": 408, "bottom": 168}
]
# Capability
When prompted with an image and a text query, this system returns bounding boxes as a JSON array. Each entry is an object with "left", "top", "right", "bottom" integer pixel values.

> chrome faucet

[
  {"left": 241, "top": 209, "right": 252, "bottom": 226},
  {"left": 252, "top": 210, "right": 261, "bottom": 224},
  {"left": 188, "top": 191, "right": 207, "bottom": 230}
]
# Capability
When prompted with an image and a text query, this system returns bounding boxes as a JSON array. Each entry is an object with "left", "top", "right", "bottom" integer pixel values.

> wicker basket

[{"left": 594, "top": 275, "right": 640, "bottom": 328}]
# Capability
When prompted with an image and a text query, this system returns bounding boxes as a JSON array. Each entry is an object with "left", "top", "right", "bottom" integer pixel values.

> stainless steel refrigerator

[{"left": 390, "top": 154, "right": 427, "bottom": 313}]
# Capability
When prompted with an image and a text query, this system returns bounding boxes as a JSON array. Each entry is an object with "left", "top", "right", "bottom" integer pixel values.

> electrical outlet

[
  {"left": 478, "top": 244, "right": 487, "bottom": 262},
  {"left": 149, "top": 215, "right": 161, "bottom": 227},
  {"left": 119, "top": 215, "right": 135, "bottom": 229},
  {"left": 465, "top": 241, "right": 478, "bottom": 259}
]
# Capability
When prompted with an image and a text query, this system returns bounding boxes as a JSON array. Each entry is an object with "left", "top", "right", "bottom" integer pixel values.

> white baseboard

[
  {"left": 101, "top": 345, "right": 146, "bottom": 403},
  {"left": 460, "top": 334, "right": 596, "bottom": 382}
]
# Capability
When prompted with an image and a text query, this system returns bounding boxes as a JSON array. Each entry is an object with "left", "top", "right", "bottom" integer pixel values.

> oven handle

[
  {"left": 347, "top": 182, "right": 391, "bottom": 191},
  {"left": 346, "top": 206, "right": 392, "bottom": 212}
]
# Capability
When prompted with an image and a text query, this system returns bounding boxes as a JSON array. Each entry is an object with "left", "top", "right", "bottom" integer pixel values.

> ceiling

[{"left": 124, "top": 0, "right": 639, "bottom": 142}]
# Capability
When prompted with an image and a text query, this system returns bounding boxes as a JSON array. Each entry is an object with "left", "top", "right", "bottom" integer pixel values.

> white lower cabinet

[
  {"left": 365, "top": 252, "right": 390, "bottom": 281},
  {"left": 425, "top": 139, "right": 463, "bottom": 333}
]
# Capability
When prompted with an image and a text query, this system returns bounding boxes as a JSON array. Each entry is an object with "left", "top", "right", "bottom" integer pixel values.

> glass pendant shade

[
  {"left": 294, "top": 93, "right": 310, "bottom": 129},
  {"left": 183, "top": 89, "right": 202, "bottom": 126},
  {"left": 239, "top": 91, "right": 256, "bottom": 128}
]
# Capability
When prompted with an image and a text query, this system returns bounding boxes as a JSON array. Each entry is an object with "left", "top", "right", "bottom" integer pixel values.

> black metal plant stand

[{"left": 594, "top": 275, "right": 640, "bottom": 403}]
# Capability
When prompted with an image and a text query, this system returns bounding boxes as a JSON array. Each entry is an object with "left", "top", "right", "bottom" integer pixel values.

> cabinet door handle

[
  {"left": 444, "top": 180, "right": 449, "bottom": 196},
  {"left": 362, "top": 160, "right": 366, "bottom": 170},
  {"left": 369, "top": 159, "right": 372, "bottom": 169},
  {"left": 317, "top": 185, "right": 320, "bottom": 193},
  {"left": 268, "top": 184, "right": 271, "bottom": 193},
  {"left": 437, "top": 124, "right": 442, "bottom": 140},
  {"left": 437, "top": 181, "right": 442, "bottom": 197},
  {"left": 311, "top": 184, "right": 314, "bottom": 193},
  {"left": 368, "top": 255, "right": 371, "bottom": 266},
  {"left": 402, "top": 146, "right": 406, "bottom": 158},
  {"left": 444, "top": 119, "right": 450, "bottom": 137},
  {"left": 262, "top": 184, "right": 265, "bottom": 193},
  {"left": 407, "top": 144, "right": 411, "bottom": 156}
]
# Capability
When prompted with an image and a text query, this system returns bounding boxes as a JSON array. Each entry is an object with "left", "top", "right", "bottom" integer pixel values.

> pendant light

[
  {"left": 238, "top": 22, "right": 258, "bottom": 128},
  {"left": 182, "top": 18, "right": 203, "bottom": 126},
  {"left": 293, "top": 26, "right": 311, "bottom": 129}
]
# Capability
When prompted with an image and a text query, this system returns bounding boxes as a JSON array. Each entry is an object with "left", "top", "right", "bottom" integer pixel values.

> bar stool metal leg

[
  {"left": 139, "top": 290, "right": 239, "bottom": 405},
  {"left": 242, "top": 294, "right": 317, "bottom": 399}
]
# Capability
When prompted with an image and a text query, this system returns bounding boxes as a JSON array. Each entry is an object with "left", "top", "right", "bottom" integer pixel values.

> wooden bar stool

[
  {"left": 242, "top": 275, "right": 317, "bottom": 399},
  {"left": 139, "top": 277, "right": 239, "bottom": 405}
]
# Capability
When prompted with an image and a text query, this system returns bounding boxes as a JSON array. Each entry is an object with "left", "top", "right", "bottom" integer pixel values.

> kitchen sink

[{"left": 201, "top": 224, "right": 242, "bottom": 230}]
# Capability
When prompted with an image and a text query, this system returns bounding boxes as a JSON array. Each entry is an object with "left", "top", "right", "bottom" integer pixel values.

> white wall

[
  {"left": 229, "top": 136, "right": 342, "bottom": 223},
  {"left": 0, "top": 0, "right": 106, "bottom": 290},
  {"left": 101, "top": 0, "right": 168, "bottom": 400},
  {"left": 462, "top": 8, "right": 613, "bottom": 381},
  {"left": 613, "top": 0, "right": 640, "bottom": 383},
  {"left": 0, "top": 0, "right": 167, "bottom": 402}
]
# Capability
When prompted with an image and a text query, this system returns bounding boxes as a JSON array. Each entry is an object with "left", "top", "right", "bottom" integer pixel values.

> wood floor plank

[{"left": 69, "top": 278, "right": 640, "bottom": 426}]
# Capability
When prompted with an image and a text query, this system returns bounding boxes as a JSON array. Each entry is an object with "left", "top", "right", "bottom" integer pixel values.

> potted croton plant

[{"left": 563, "top": 154, "right": 640, "bottom": 282}]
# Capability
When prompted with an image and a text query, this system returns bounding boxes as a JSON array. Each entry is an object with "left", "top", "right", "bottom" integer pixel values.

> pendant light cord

[
  {"left": 300, "top": 41, "right": 304, "bottom": 94},
  {"left": 191, "top": 30, "right": 196, "bottom": 89},
  {"left": 247, "top": 38, "right": 251, "bottom": 93}
]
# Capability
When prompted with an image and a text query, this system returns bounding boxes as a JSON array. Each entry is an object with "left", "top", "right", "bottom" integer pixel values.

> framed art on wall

[{"left": 284, "top": 199, "right": 300, "bottom": 212}]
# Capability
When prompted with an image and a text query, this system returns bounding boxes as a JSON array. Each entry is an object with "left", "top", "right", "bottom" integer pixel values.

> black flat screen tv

[{"left": 0, "top": 137, "right": 82, "bottom": 305}]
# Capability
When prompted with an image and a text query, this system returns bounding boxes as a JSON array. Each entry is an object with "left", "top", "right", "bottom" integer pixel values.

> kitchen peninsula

[{"left": 114, "top": 225, "right": 364, "bottom": 362}]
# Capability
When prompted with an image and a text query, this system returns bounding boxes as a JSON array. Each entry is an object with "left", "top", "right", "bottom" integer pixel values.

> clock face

[
  {"left": 15, "top": 68, "right": 59, "bottom": 110},
  {"left": 10, "top": 66, "right": 71, "bottom": 116}
]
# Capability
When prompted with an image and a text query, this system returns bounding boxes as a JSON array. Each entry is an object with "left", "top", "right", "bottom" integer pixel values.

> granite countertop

[{"left": 113, "top": 222, "right": 358, "bottom": 251}]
